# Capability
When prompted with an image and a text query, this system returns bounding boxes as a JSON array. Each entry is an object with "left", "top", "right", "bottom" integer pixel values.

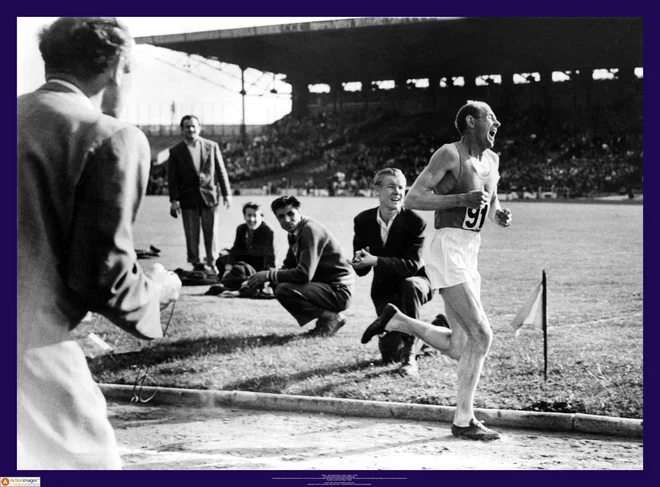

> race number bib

[{"left": 462, "top": 205, "right": 488, "bottom": 231}]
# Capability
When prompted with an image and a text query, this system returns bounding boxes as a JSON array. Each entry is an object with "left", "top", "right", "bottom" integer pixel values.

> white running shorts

[{"left": 425, "top": 227, "right": 482, "bottom": 295}]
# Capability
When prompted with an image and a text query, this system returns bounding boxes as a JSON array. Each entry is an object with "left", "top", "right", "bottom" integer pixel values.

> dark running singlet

[{"left": 433, "top": 142, "right": 500, "bottom": 232}]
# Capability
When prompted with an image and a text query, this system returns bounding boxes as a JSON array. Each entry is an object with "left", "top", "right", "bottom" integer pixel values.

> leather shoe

[
  {"left": 361, "top": 303, "right": 399, "bottom": 344},
  {"left": 451, "top": 419, "right": 501, "bottom": 441},
  {"left": 310, "top": 312, "right": 347, "bottom": 337},
  {"left": 398, "top": 339, "right": 419, "bottom": 376}
]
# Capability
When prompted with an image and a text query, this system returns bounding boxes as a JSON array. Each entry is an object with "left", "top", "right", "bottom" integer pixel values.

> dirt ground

[{"left": 108, "top": 401, "right": 642, "bottom": 471}]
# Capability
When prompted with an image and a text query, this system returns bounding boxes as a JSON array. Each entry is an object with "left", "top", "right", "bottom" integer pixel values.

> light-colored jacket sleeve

[
  {"left": 167, "top": 145, "right": 181, "bottom": 202},
  {"left": 213, "top": 142, "right": 231, "bottom": 198},
  {"left": 66, "top": 126, "right": 162, "bottom": 340}
]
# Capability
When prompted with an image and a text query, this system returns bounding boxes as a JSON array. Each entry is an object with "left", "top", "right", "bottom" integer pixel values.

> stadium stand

[
  {"left": 138, "top": 18, "right": 642, "bottom": 200},
  {"left": 147, "top": 103, "right": 642, "bottom": 199}
]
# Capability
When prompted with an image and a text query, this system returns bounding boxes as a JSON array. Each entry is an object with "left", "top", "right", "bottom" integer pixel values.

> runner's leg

[
  {"left": 441, "top": 281, "right": 492, "bottom": 427},
  {"left": 383, "top": 310, "right": 454, "bottom": 354}
]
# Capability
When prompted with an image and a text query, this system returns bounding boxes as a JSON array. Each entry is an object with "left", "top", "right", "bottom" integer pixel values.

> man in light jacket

[
  {"left": 17, "top": 17, "right": 181, "bottom": 469},
  {"left": 168, "top": 115, "right": 232, "bottom": 273}
]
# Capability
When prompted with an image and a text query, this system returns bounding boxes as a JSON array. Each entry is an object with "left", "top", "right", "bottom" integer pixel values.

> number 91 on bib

[{"left": 462, "top": 205, "right": 488, "bottom": 231}]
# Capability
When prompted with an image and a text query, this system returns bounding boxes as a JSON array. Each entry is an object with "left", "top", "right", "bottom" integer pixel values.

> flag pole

[{"left": 542, "top": 269, "right": 548, "bottom": 383}]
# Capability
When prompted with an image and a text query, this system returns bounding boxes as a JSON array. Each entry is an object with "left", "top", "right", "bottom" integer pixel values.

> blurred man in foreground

[{"left": 17, "top": 17, "right": 181, "bottom": 469}]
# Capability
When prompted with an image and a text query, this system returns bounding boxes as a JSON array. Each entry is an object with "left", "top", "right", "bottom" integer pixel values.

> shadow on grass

[
  {"left": 223, "top": 359, "right": 392, "bottom": 395},
  {"left": 90, "top": 328, "right": 404, "bottom": 397},
  {"left": 88, "top": 332, "right": 307, "bottom": 374}
]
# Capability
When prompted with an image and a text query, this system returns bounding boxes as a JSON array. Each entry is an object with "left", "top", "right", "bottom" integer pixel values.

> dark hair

[
  {"left": 373, "top": 168, "right": 406, "bottom": 187},
  {"left": 242, "top": 201, "right": 262, "bottom": 216},
  {"left": 271, "top": 195, "right": 301, "bottom": 213},
  {"left": 454, "top": 100, "right": 488, "bottom": 135},
  {"left": 180, "top": 114, "right": 201, "bottom": 129},
  {"left": 39, "top": 17, "right": 133, "bottom": 80}
]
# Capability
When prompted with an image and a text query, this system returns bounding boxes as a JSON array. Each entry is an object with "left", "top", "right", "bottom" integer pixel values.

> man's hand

[
  {"left": 223, "top": 195, "right": 233, "bottom": 209},
  {"left": 245, "top": 270, "right": 269, "bottom": 289},
  {"left": 495, "top": 208, "right": 512, "bottom": 227},
  {"left": 464, "top": 189, "right": 490, "bottom": 209},
  {"left": 352, "top": 247, "right": 377, "bottom": 270},
  {"left": 169, "top": 201, "right": 181, "bottom": 218},
  {"left": 146, "top": 263, "right": 182, "bottom": 309}
]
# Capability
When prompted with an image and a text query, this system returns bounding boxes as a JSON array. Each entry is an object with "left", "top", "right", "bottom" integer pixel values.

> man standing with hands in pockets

[
  {"left": 168, "top": 115, "right": 232, "bottom": 274},
  {"left": 361, "top": 101, "right": 512, "bottom": 440}
]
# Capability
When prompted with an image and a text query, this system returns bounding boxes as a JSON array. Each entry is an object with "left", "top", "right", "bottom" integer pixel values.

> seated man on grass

[
  {"left": 245, "top": 196, "right": 354, "bottom": 336},
  {"left": 214, "top": 202, "right": 276, "bottom": 293},
  {"left": 220, "top": 202, "right": 275, "bottom": 274}
]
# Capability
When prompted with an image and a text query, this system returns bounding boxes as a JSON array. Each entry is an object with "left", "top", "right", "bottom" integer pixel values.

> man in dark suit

[
  {"left": 353, "top": 168, "right": 440, "bottom": 376},
  {"left": 17, "top": 17, "right": 181, "bottom": 469},
  {"left": 168, "top": 115, "right": 232, "bottom": 273}
]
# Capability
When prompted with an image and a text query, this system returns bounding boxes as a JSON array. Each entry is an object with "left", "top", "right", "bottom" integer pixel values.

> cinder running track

[{"left": 108, "top": 402, "right": 642, "bottom": 470}]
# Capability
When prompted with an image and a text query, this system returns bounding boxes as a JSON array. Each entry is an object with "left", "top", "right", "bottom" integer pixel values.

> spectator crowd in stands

[{"left": 147, "top": 96, "right": 642, "bottom": 199}]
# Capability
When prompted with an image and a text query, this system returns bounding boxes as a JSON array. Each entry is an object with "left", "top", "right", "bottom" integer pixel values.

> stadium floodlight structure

[{"left": 146, "top": 46, "right": 289, "bottom": 144}]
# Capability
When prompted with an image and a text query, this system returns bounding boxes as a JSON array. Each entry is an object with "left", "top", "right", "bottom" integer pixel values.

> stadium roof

[{"left": 135, "top": 17, "right": 643, "bottom": 84}]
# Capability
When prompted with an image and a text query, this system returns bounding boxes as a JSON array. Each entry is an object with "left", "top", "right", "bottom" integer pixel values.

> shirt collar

[
  {"left": 377, "top": 207, "right": 400, "bottom": 227},
  {"left": 47, "top": 79, "right": 95, "bottom": 111},
  {"left": 185, "top": 138, "right": 201, "bottom": 148}
]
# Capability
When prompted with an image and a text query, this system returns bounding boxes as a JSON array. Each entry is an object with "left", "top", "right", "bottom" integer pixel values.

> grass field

[{"left": 76, "top": 195, "right": 643, "bottom": 418}]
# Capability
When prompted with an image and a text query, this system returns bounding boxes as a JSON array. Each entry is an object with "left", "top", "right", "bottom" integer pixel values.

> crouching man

[{"left": 245, "top": 196, "right": 354, "bottom": 336}]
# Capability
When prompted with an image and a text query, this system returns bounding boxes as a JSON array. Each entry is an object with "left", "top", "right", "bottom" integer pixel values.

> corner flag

[
  {"left": 510, "top": 270, "right": 549, "bottom": 382},
  {"left": 510, "top": 280, "right": 543, "bottom": 337}
]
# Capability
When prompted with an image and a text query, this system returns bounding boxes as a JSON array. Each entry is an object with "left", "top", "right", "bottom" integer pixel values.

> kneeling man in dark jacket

[{"left": 353, "top": 168, "right": 447, "bottom": 376}]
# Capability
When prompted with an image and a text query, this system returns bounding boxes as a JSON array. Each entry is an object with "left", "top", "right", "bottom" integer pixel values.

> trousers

[
  {"left": 181, "top": 205, "right": 219, "bottom": 266},
  {"left": 18, "top": 341, "right": 122, "bottom": 469},
  {"left": 373, "top": 276, "right": 433, "bottom": 360},
  {"left": 274, "top": 282, "right": 353, "bottom": 326}
]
